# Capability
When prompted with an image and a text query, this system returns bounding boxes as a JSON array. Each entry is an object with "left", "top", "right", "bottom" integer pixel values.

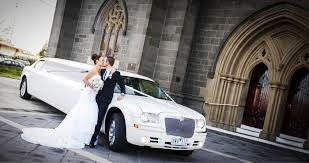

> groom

[{"left": 89, "top": 56, "right": 126, "bottom": 148}]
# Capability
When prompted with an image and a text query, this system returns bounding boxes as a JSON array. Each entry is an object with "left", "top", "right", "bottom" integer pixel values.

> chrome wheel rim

[
  {"left": 109, "top": 120, "right": 116, "bottom": 145},
  {"left": 21, "top": 80, "right": 26, "bottom": 96}
]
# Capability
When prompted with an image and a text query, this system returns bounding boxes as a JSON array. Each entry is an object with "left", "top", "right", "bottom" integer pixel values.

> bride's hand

[{"left": 84, "top": 81, "right": 92, "bottom": 88}]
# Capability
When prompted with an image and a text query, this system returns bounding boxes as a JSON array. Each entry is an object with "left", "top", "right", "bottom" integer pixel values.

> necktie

[{"left": 103, "top": 70, "right": 110, "bottom": 81}]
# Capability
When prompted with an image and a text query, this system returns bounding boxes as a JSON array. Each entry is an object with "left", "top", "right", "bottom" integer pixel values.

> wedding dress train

[{"left": 21, "top": 75, "right": 101, "bottom": 148}]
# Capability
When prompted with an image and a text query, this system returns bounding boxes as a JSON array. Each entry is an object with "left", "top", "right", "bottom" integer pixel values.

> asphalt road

[{"left": 0, "top": 76, "right": 309, "bottom": 163}]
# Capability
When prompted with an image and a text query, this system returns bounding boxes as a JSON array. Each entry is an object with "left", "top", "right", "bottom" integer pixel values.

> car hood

[{"left": 121, "top": 95, "right": 204, "bottom": 119}]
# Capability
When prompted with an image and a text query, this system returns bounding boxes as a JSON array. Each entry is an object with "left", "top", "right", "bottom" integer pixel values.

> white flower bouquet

[{"left": 90, "top": 78, "right": 104, "bottom": 92}]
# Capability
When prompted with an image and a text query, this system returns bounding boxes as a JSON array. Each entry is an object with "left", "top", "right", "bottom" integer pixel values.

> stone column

[
  {"left": 46, "top": 0, "right": 67, "bottom": 58},
  {"left": 152, "top": 0, "right": 191, "bottom": 90},
  {"left": 206, "top": 74, "right": 247, "bottom": 131},
  {"left": 260, "top": 82, "right": 287, "bottom": 141}
]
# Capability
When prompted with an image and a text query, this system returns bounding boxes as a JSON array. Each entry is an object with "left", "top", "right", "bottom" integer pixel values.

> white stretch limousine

[{"left": 19, "top": 58, "right": 207, "bottom": 155}]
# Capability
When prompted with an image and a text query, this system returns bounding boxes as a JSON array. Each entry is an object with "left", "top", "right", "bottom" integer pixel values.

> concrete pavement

[{"left": 1, "top": 109, "right": 309, "bottom": 162}]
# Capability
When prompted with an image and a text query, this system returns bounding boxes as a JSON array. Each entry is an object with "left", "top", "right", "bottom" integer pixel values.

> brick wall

[
  {"left": 54, "top": 0, "right": 83, "bottom": 60},
  {"left": 46, "top": 0, "right": 66, "bottom": 58},
  {"left": 117, "top": 0, "right": 152, "bottom": 72},
  {"left": 139, "top": 0, "right": 167, "bottom": 78},
  {"left": 170, "top": 0, "right": 199, "bottom": 96},
  {"left": 69, "top": 0, "right": 102, "bottom": 62},
  {"left": 151, "top": 0, "right": 189, "bottom": 90},
  {"left": 49, "top": 0, "right": 153, "bottom": 72}
]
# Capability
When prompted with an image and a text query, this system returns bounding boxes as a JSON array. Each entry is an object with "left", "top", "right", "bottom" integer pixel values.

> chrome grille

[{"left": 165, "top": 117, "right": 195, "bottom": 138}]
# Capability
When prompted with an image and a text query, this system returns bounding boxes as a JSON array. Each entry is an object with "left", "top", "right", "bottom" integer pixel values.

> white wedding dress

[{"left": 21, "top": 75, "right": 101, "bottom": 148}]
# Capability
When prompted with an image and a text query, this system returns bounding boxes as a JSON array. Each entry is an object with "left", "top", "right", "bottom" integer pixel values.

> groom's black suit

[{"left": 90, "top": 69, "right": 125, "bottom": 146}]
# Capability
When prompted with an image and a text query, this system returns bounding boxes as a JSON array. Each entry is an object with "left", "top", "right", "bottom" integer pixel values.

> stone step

[
  {"left": 278, "top": 134, "right": 306, "bottom": 143},
  {"left": 276, "top": 137, "right": 304, "bottom": 148},
  {"left": 240, "top": 124, "right": 262, "bottom": 133},
  {"left": 236, "top": 127, "right": 260, "bottom": 137}
]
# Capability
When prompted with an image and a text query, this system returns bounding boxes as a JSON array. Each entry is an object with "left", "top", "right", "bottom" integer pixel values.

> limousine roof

[{"left": 40, "top": 57, "right": 154, "bottom": 82}]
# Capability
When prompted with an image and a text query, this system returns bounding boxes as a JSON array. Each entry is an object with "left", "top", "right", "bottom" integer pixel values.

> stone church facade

[{"left": 47, "top": 0, "right": 309, "bottom": 148}]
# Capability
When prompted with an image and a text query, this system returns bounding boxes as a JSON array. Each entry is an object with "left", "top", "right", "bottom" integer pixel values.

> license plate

[{"left": 171, "top": 137, "right": 188, "bottom": 146}]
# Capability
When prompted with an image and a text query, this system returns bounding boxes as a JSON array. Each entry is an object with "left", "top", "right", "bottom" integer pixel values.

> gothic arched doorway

[
  {"left": 281, "top": 67, "right": 309, "bottom": 139},
  {"left": 205, "top": 3, "right": 309, "bottom": 140},
  {"left": 242, "top": 63, "right": 271, "bottom": 129}
]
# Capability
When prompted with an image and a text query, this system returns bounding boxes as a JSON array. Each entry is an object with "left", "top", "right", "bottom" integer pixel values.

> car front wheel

[
  {"left": 20, "top": 78, "right": 31, "bottom": 99},
  {"left": 108, "top": 113, "right": 127, "bottom": 152}
]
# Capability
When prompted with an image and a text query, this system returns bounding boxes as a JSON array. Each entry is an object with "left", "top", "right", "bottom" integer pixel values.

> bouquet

[{"left": 90, "top": 78, "right": 104, "bottom": 92}]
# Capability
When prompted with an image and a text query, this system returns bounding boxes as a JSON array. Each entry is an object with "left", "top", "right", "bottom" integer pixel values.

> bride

[{"left": 21, "top": 54, "right": 104, "bottom": 149}]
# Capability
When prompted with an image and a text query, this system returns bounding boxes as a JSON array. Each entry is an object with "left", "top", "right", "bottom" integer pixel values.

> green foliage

[
  {"left": 0, "top": 65, "right": 22, "bottom": 79},
  {"left": 154, "top": 80, "right": 160, "bottom": 85},
  {"left": 141, "top": 80, "right": 157, "bottom": 97},
  {"left": 39, "top": 48, "right": 47, "bottom": 58}
]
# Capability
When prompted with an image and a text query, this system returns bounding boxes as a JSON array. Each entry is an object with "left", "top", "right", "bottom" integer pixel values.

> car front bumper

[{"left": 126, "top": 124, "right": 207, "bottom": 150}]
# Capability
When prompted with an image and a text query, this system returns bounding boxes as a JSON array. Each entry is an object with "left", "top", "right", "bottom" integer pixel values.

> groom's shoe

[
  {"left": 88, "top": 142, "right": 95, "bottom": 148},
  {"left": 85, "top": 144, "right": 95, "bottom": 148}
]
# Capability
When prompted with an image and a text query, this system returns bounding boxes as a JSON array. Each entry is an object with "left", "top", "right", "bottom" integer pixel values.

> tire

[
  {"left": 20, "top": 78, "right": 31, "bottom": 99},
  {"left": 174, "top": 150, "right": 194, "bottom": 156},
  {"left": 108, "top": 113, "right": 128, "bottom": 152}
]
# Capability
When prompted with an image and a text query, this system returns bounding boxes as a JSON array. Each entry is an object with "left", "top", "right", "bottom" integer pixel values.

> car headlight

[
  {"left": 196, "top": 119, "right": 206, "bottom": 129},
  {"left": 140, "top": 112, "right": 159, "bottom": 124}
]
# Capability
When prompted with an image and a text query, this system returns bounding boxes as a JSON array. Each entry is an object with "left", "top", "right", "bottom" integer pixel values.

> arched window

[{"left": 99, "top": 2, "right": 124, "bottom": 56}]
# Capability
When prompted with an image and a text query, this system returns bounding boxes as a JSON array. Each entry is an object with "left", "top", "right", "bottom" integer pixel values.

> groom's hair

[{"left": 106, "top": 56, "right": 115, "bottom": 66}]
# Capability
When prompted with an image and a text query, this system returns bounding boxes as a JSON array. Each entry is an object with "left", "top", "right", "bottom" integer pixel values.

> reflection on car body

[{"left": 19, "top": 58, "right": 207, "bottom": 156}]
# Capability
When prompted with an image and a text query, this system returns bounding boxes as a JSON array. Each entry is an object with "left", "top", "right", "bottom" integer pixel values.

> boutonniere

[
  {"left": 108, "top": 73, "right": 112, "bottom": 79},
  {"left": 108, "top": 69, "right": 116, "bottom": 79}
]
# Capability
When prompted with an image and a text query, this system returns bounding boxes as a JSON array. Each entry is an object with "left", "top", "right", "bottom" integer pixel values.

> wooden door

[
  {"left": 281, "top": 68, "right": 309, "bottom": 139},
  {"left": 242, "top": 63, "right": 271, "bottom": 129}
]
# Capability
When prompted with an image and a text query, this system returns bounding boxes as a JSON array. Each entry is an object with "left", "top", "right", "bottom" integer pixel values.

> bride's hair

[{"left": 91, "top": 54, "right": 101, "bottom": 64}]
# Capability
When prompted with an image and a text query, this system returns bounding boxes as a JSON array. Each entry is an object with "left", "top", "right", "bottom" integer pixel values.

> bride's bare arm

[{"left": 82, "top": 69, "right": 96, "bottom": 87}]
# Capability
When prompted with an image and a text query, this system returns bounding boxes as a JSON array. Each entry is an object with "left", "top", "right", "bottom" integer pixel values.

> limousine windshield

[{"left": 115, "top": 77, "right": 171, "bottom": 101}]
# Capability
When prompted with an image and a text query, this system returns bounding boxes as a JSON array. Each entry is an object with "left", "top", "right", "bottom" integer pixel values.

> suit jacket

[{"left": 96, "top": 69, "right": 125, "bottom": 104}]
